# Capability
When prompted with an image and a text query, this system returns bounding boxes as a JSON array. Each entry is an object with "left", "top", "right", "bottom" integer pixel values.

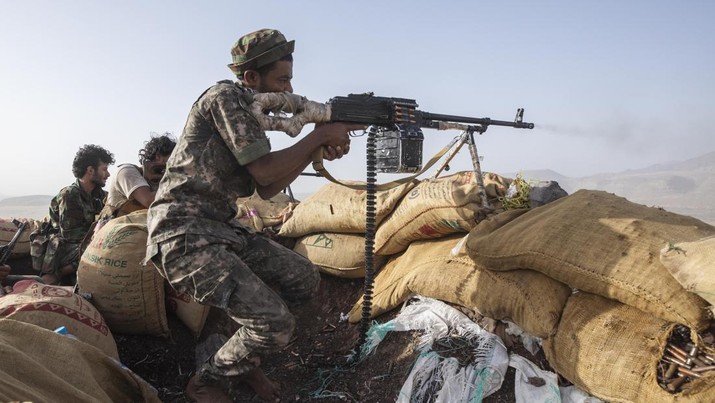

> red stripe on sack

[
  {"left": 0, "top": 302, "right": 110, "bottom": 336},
  {"left": 418, "top": 224, "right": 440, "bottom": 236}
]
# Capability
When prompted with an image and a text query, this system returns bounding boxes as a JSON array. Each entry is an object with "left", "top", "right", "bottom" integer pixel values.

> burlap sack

[
  {"left": 466, "top": 189, "right": 713, "bottom": 331},
  {"left": 660, "top": 236, "right": 715, "bottom": 311},
  {"left": 0, "top": 217, "right": 42, "bottom": 258},
  {"left": 0, "top": 280, "right": 118, "bottom": 359},
  {"left": 349, "top": 235, "right": 571, "bottom": 338},
  {"left": 0, "top": 320, "right": 160, "bottom": 403},
  {"left": 278, "top": 180, "right": 418, "bottom": 238},
  {"left": 166, "top": 284, "right": 210, "bottom": 338},
  {"left": 544, "top": 292, "right": 715, "bottom": 403},
  {"left": 236, "top": 191, "right": 297, "bottom": 231},
  {"left": 77, "top": 210, "right": 168, "bottom": 336},
  {"left": 293, "top": 232, "right": 385, "bottom": 278},
  {"left": 374, "top": 171, "right": 512, "bottom": 256}
]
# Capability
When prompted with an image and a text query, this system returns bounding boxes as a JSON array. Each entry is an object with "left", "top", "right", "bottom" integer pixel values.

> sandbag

[
  {"left": 278, "top": 180, "right": 418, "bottom": 238},
  {"left": 374, "top": 171, "right": 512, "bottom": 256},
  {"left": 77, "top": 210, "right": 168, "bottom": 336},
  {"left": 660, "top": 236, "right": 715, "bottom": 312},
  {"left": 0, "top": 217, "right": 42, "bottom": 259},
  {"left": 166, "top": 284, "right": 210, "bottom": 338},
  {"left": 349, "top": 235, "right": 571, "bottom": 338},
  {"left": 293, "top": 232, "right": 385, "bottom": 278},
  {"left": 235, "top": 191, "right": 297, "bottom": 232},
  {"left": 466, "top": 189, "right": 713, "bottom": 331},
  {"left": 0, "top": 319, "right": 160, "bottom": 403},
  {"left": 544, "top": 292, "right": 715, "bottom": 403},
  {"left": 0, "top": 280, "right": 118, "bottom": 359}
]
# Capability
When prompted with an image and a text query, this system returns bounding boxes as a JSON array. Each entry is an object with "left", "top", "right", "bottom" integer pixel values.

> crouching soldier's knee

[{"left": 265, "top": 308, "right": 296, "bottom": 348}]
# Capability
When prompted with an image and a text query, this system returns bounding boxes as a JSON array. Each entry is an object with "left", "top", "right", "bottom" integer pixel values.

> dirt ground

[
  {"left": 114, "top": 273, "right": 551, "bottom": 402},
  {"left": 6, "top": 255, "right": 547, "bottom": 402}
]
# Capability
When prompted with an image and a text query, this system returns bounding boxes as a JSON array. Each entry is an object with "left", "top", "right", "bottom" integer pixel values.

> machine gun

[
  {"left": 246, "top": 91, "right": 533, "bottom": 132},
  {"left": 246, "top": 92, "right": 533, "bottom": 169},
  {"left": 244, "top": 91, "right": 535, "bottom": 355},
  {"left": 246, "top": 91, "right": 533, "bottom": 193},
  {"left": 327, "top": 93, "right": 533, "bottom": 174},
  {"left": 245, "top": 90, "right": 534, "bottom": 182},
  {"left": 0, "top": 219, "right": 28, "bottom": 265}
]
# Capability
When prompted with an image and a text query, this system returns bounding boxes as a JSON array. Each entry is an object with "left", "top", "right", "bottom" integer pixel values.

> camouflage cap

[{"left": 228, "top": 29, "right": 294, "bottom": 76}]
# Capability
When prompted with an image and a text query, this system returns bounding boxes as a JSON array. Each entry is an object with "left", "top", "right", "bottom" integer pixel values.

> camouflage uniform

[
  {"left": 146, "top": 78, "right": 319, "bottom": 383},
  {"left": 36, "top": 179, "right": 105, "bottom": 275}
]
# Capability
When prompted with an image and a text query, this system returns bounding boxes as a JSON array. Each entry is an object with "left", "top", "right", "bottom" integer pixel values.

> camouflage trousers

[
  {"left": 152, "top": 230, "right": 320, "bottom": 382},
  {"left": 31, "top": 233, "right": 80, "bottom": 276}
]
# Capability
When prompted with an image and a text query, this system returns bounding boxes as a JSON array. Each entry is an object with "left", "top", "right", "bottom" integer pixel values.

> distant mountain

[
  {"left": 509, "top": 151, "right": 715, "bottom": 225},
  {"left": 0, "top": 195, "right": 53, "bottom": 207},
  {"left": 0, "top": 195, "right": 52, "bottom": 220},
  {"left": 624, "top": 150, "right": 715, "bottom": 174},
  {"left": 3, "top": 151, "right": 714, "bottom": 225}
]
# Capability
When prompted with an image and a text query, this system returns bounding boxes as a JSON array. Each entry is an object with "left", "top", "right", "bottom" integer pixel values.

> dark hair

[
  {"left": 254, "top": 54, "right": 293, "bottom": 79},
  {"left": 139, "top": 132, "right": 177, "bottom": 165},
  {"left": 72, "top": 144, "right": 115, "bottom": 178}
]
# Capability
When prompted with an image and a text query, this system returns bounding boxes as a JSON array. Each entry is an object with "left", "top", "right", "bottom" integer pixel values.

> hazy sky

[{"left": 1, "top": 1, "right": 713, "bottom": 198}]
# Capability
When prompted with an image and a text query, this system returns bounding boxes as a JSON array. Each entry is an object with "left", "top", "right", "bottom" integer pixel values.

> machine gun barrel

[{"left": 419, "top": 111, "right": 535, "bottom": 130}]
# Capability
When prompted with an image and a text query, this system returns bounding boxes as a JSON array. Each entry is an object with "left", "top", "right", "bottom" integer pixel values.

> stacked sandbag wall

[
  {"left": 466, "top": 189, "right": 714, "bottom": 331},
  {"left": 282, "top": 172, "right": 513, "bottom": 278},
  {"left": 349, "top": 234, "right": 571, "bottom": 339},
  {"left": 77, "top": 210, "right": 168, "bottom": 337},
  {"left": 282, "top": 180, "right": 417, "bottom": 278},
  {"left": 374, "top": 171, "right": 512, "bottom": 256},
  {"left": 279, "top": 180, "right": 417, "bottom": 238},
  {"left": 464, "top": 189, "right": 715, "bottom": 399}
]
